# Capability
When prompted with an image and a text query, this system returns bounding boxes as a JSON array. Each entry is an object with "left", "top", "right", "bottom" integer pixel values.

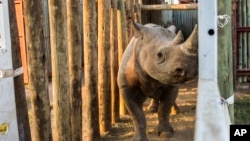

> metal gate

[{"left": 233, "top": 0, "right": 250, "bottom": 82}]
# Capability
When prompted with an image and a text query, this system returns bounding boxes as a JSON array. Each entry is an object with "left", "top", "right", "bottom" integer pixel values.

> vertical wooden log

[
  {"left": 218, "top": 0, "right": 234, "bottom": 123},
  {"left": 125, "top": 0, "right": 134, "bottom": 42},
  {"left": 98, "top": 0, "right": 111, "bottom": 134},
  {"left": 242, "top": 0, "right": 247, "bottom": 82},
  {"left": 24, "top": 0, "right": 52, "bottom": 141},
  {"left": 67, "top": 0, "right": 82, "bottom": 140},
  {"left": 238, "top": 0, "right": 243, "bottom": 82},
  {"left": 110, "top": 0, "right": 120, "bottom": 124},
  {"left": 82, "top": 0, "right": 101, "bottom": 140},
  {"left": 8, "top": 0, "right": 31, "bottom": 140},
  {"left": 117, "top": 0, "right": 128, "bottom": 116},
  {"left": 248, "top": 0, "right": 250, "bottom": 82},
  {"left": 134, "top": 0, "right": 142, "bottom": 23},
  {"left": 48, "top": 1, "right": 72, "bottom": 140}
]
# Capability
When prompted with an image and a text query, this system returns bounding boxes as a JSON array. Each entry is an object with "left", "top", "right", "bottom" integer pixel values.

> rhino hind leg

[
  {"left": 146, "top": 99, "right": 159, "bottom": 113},
  {"left": 171, "top": 102, "right": 181, "bottom": 115},
  {"left": 120, "top": 87, "right": 149, "bottom": 141},
  {"left": 157, "top": 86, "right": 178, "bottom": 138},
  {"left": 147, "top": 99, "right": 180, "bottom": 115}
]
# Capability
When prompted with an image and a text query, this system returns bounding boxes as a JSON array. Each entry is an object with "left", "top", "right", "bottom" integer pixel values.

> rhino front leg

[
  {"left": 120, "top": 87, "right": 148, "bottom": 141},
  {"left": 157, "top": 85, "right": 178, "bottom": 138}
]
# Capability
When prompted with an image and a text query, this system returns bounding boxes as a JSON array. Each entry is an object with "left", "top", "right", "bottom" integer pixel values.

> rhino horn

[
  {"left": 129, "top": 18, "right": 147, "bottom": 38},
  {"left": 170, "top": 30, "right": 184, "bottom": 45},
  {"left": 181, "top": 24, "right": 198, "bottom": 55}
]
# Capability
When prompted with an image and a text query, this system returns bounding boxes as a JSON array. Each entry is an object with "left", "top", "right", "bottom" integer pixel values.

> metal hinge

[{"left": 0, "top": 67, "right": 23, "bottom": 79}]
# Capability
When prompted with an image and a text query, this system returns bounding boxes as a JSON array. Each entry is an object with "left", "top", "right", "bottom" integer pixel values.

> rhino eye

[
  {"left": 156, "top": 52, "right": 165, "bottom": 63},
  {"left": 157, "top": 52, "right": 162, "bottom": 58}
]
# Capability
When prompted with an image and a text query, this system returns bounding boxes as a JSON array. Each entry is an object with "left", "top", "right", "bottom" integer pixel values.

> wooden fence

[
  {"left": 13, "top": 0, "right": 200, "bottom": 141},
  {"left": 4, "top": 0, "right": 235, "bottom": 140}
]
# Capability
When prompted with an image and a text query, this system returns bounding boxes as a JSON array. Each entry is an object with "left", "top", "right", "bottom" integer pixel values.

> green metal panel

[{"left": 173, "top": 10, "right": 198, "bottom": 39}]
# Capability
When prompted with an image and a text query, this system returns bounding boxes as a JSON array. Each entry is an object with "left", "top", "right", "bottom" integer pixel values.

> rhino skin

[{"left": 117, "top": 19, "right": 198, "bottom": 141}]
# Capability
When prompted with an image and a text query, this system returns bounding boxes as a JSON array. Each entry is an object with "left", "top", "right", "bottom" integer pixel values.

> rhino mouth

[
  {"left": 158, "top": 75, "right": 187, "bottom": 85},
  {"left": 157, "top": 71, "right": 196, "bottom": 85}
]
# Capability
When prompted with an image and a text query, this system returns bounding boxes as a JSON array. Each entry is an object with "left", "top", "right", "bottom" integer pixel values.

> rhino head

[{"left": 131, "top": 20, "right": 198, "bottom": 85}]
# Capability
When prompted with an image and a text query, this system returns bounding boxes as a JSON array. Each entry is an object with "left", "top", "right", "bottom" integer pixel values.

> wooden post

[
  {"left": 97, "top": 0, "right": 111, "bottom": 134},
  {"left": 48, "top": 0, "right": 72, "bottom": 140},
  {"left": 237, "top": 0, "right": 243, "bottom": 82},
  {"left": 134, "top": 0, "right": 142, "bottom": 23},
  {"left": 23, "top": 0, "right": 52, "bottom": 141},
  {"left": 82, "top": 0, "right": 101, "bottom": 140},
  {"left": 217, "top": 0, "right": 234, "bottom": 123},
  {"left": 140, "top": 4, "right": 198, "bottom": 10},
  {"left": 110, "top": 0, "right": 120, "bottom": 124},
  {"left": 117, "top": 0, "right": 128, "bottom": 116},
  {"left": 67, "top": 0, "right": 82, "bottom": 140},
  {"left": 125, "top": 0, "right": 134, "bottom": 42}
]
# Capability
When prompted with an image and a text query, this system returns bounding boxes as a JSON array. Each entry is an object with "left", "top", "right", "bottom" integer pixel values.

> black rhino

[{"left": 117, "top": 19, "right": 198, "bottom": 141}]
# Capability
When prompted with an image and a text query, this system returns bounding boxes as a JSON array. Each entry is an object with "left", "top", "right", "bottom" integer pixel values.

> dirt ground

[
  {"left": 103, "top": 79, "right": 250, "bottom": 141},
  {"left": 104, "top": 79, "right": 198, "bottom": 141},
  {"left": 26, "top": 78, "right": 250, "bottom": 141},
  {"left": 26, "top": 79, "right": 198, "bottom": 141}
]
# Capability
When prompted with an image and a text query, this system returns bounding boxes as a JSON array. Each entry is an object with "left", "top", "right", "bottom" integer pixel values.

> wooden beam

[
  {"left": 67, "top": 0, "right": 82, "bottom": 140},
  {"left": 23, "top": 0, "right": 52, "bottom": 140},
  {"left": 117, "top": 0, "right": 128, "bottom": 116},
  {"left": 110, "top": 0, "right": 120, "bottom": 124},
  {"left": 98, "top": 0, "right": 111, "bottom": 134},
  {"left": 48, "top": 0, "right": 72, "bottom": 140},
  {"left": 82, "top": 0, "right": 101, "bottom": 140},
  {"left": 218, "top": 0, "right": 234, "bottom": 123},
  {"left": 140, "top": 4, "right": 198, "bottom": 11}
]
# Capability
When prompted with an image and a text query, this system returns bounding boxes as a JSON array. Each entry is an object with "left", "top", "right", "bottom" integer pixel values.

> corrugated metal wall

[
  {"left": 173, "top": 10, "right": 198, "bottom": 39},
  {"left": 162, "top": 10, "right": 198, "bottom": 39}
]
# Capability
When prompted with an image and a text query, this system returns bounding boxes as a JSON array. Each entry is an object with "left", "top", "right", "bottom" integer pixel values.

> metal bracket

[{"left": 0, "top": 67, "right": 23, "bottom": 79}]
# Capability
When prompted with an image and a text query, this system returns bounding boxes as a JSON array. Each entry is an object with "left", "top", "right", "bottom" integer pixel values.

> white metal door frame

[
  {"left": 0, "top": 0, "right": 20, "bottom": 140},
  {"left": 195, "top": 0, "right": 230, "bottom": 141}
]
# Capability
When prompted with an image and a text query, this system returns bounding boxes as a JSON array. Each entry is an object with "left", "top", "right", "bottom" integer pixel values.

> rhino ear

[
  {"left": 170, "top": 30, "right": 184, "bottom": 45},
  {"left": 166, "top": 25, "right": 176, "bottom": 33},
  {"left": 129, "top": 18, "right": 147, "bottom": 38}
]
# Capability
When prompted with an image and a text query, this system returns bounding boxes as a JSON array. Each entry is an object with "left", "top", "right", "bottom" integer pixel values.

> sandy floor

[
  {"left": 104, "top": 79, "right": 198, "bottom": 141},
  {"left": 26, "top": 78, "right": 248, "bottom": 141}
]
